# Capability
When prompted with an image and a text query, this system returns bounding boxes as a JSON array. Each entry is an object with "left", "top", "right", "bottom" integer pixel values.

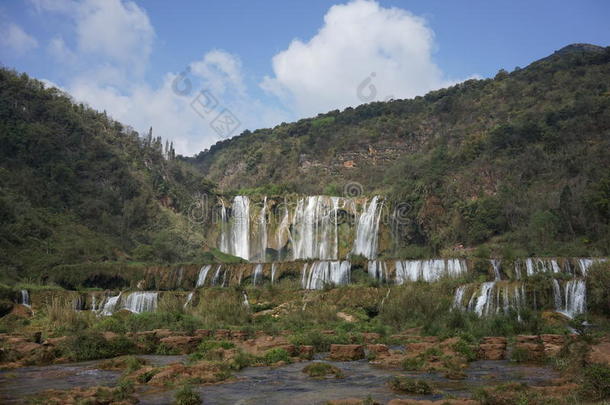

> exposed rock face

[
  {"left": 299, "top": 345, "right": 315, "bottom": 360},
  {"left": 158, "top": 336, "right": 201, "bottom": 354},
  {"left": 238, "top": 335, "right": 296, "bottom": 356},
  {"left": 479, "top": 337, "right": 507, "bottom": 360},
  {"left": 329, "top": 344, "right": 365, "bottom": 361},
  {"left": 587, "top": 338, "right": 610, "bottom": 366},
  {"left": 366, "top": 344, "right": 389, "bottom": 355},
  {"left": 148, "top": 361, "right": 228, "bottom": 386},
  {"left": 515, "top": 335, "right": 545, "bottom": 361},
  {"left": 540, "top": 334, "right": 566, "bottom": 357}
]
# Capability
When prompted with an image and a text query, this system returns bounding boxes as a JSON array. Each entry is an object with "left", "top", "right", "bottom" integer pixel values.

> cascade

[
  {"left": 101, "top": 293, "right": 122, "bottom": 316},
  {"left": 302, "top": 261, "right": 351, "bottom": 290},
  {"left": 351, "top": 196, "right": 382, "bottom": 259},
  {"left": 553, "top": 279, "right": 586, "bottom": 318},
  {"left": 242, "top": 291, "right": 249, "bottom": 307},
  {"left": 271, "top": 263, "right": 277, "bottom": 284},
  {"left": 292, "top": 196, "right": 341, "bottom": 260},
  {"left": 491, "top": 259, "right": 502, "bottom": 280},
  {"left": 576, "top": 258, "right": 606, "bottom": 276},
  {"left": 256, "top": 197, "right": 268, "bottom": 261},
  {"left": 453, "top": 285, "right": 467, "bottom": 309},
  {"left": 220, "top": 196, "right": 251, "bottom": 260},
  {"left": 123, "top": 292, "right": 158, "bottom": 313},
  {"left": 473, "top": 282, "right": 496, "bottom": 316},
  {"left": 455, "top": 283, "right": 526, "bottom": 317},
  {"left": 252, "top": 264, "right": 263, "bottom": 285},
  {"left": 184, "top": 292, "right": 194, "bottom": 308},
  {"left": 275, "top": 200, "right": 291, "bottom": 258},
  {"left": 395, "top": 259, "right": 467, "bottom": 283},
  {"left": 368, "top": 260, "right": 388, "bottom": 281},
  {"left": 20, "top": 290, "right": 30, "bottom": 307},
  {"left": 196, "top": 265, "right": 212, "bottom": 287},
  {"left": 73, "top": 295, "right": 85, "bottom": 311},
  {"left": 211, "top": 265, "right": 226, "bottom": 286}
]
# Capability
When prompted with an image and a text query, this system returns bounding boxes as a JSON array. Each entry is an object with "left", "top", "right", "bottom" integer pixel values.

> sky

[{"left": 0, "top": 1, "right": 608, "bottom": 156}]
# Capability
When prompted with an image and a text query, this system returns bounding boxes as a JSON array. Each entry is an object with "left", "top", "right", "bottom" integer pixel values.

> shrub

[
  {"left": 587, "top": 262, "right": 610, "bottom": 316},
  {"left": 173, "top": 384, "right": 201, "bottom": 405},
  {"left": 302, "top": 362, "right": 344, "bottom": 378},
  {"left": 453, "top": 338, "right": 477, "bottom": 361},
  {"left": 262, "top": 348, "right": 291, "bottom": 365},
  {"left": 581, "top": 364, "right": 610, "bottom": 401},
  {"left": 58, "top": 331, "right": 135, "bottom": 361},
  {"left": 388, "top": 376, "right": 432, "bottom": 394}
]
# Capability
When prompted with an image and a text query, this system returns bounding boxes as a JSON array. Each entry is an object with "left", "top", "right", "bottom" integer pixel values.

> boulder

[
  {"left": 299, "top": 345, "right": 315, "bottom": 360},
  {"left": 361, "top": 332, "right": 381, "bottom": 343},
  {"left": 215, "top": 329, "right": 231, "bottom": 339},
  {"left": 366, "top": 344, "right": 389, "bottom": 355},
  {"left": 329, "top": 344, "right": 365, "bottom": 361},
  {"left": 587, "top": 341, "right": 610, "bottom": 366},
  {"left": 159, "top": 336, "right": 201, "bottom": 354}
]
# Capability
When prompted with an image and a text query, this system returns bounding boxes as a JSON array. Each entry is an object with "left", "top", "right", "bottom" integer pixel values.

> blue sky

[{"left": 1, "top": 0, "right": 608, "bottom": 155}]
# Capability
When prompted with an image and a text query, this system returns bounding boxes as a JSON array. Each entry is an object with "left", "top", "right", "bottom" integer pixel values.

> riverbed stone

[
  {"left": 159, "top": 335, "right": 201, "bottom": 353},
  {"left": 329, "top": 344, "right": 365, "bottom": 361},
  {"left": 299, "top": 345, "right": 315, "bottom": 360}
]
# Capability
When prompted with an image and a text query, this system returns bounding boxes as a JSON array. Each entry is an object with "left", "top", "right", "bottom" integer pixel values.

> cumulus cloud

[
  {"left": 0, "top": 23, "right": 38, "bottom": 54},
  {"left": 261, "top": 0, "right": 455, "bottom": 117}
]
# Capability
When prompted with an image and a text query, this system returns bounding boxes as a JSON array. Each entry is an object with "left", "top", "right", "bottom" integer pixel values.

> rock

[
  {"left": 336, "top": 312, "right": 356, "bottom": 323},
  {"left": 479, "top": 337, "right": 507, "bottom": 360},
  {"left": 159, "top": 336, "right": 201, "bottom": 354},
  {"left": 215, "top": 329, "right": 231, "bottom": 339},
  {"left": 540, "top": 334, "right": 566, "bottom": 357},
  {"left": 366, "top": 344, "right": 389, "bottom": 355},
  {"left": 299, "top": 345, "right": 315, "bottom": 360},
  {"left": 587, "top": 341, "right": 610, "bottom": 366},
  {"left": 194, "top": 329, "right": 212, "bottom": 339},
  {"left": 148, "top": 360, "right": 229, "bottom": 386},
  {"left": 361, "top": 332, "right": 381, "bottom": 343},
  {"left": 329, "top": 344, "right": 365, "bottom": 361},
  {"left": 405, "top": 342, "right": 434, "bottom": 354},
  {"left": 516, "top": 334, "right": 540, "bottom": 344},
  {"left": 479, "top": 344, "right": 506, "bottom": 360},
  {"left": 102, "top": 331, "right": 119, "bottom": 341},
  {"left": 9, "top": 304, "right": 32, "bottom": 318},
  {"left": 239, "top": 335, "right": 292, "bottom": 356},
  {"left": 42, "top": 336, "right": 69, "bottom": 347},
  {"left": 152, "top": 329, "right": 173, "bottom": 339},
  {"left": 327, "top": 398, "right": 380, "bottom": 405},
  {"left": 231, "top": 331, "right": 248, "bottom": 341}
]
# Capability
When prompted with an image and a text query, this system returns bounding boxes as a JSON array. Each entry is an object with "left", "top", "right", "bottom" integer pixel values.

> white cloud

[
  {"left": 261, "top": 0, "right": 456, "bottom": 117},
  {"left": 0, "top": 23, "right": 38, "bottom": 54}
]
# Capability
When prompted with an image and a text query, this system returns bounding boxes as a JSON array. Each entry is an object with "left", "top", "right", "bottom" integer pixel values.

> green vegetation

[
  {"left": 0, "top": 68, "right": 216, "bottom": 282},
  {"left": 190, "top": 44, "right": 610, "bottom": 256},
  {"left": 173, "top": 384, "right": 202, "bottom": 405},
  {"left": 387, "top": 376, "right": 432, "bottom": 394},
  {"left": 302, "top": 362, "right": 344, "bottom": 378}
]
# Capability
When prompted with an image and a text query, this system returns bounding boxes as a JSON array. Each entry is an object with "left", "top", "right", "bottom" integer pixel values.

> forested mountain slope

[
  {"left": 189, "top": 44, "right": 610, "bottom": 255},
  {"left": 0, "top": 69, "right": 215, "bottom": 281}
]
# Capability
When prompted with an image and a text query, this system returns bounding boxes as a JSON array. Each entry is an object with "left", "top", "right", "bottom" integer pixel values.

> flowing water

[
  {"left": 301, "top": 261, "right": 351, "bottom": 289},
  {"left": 0, "top": 357, "right": 559, "bottom": 405},
  {"left": 196, "top": 265, "right": 212, "bottom": 287},
  {"left": 351, "top": 196, "right": 382, "bottom": 259},
  {"left": 553, "top": 279, "right": 586, "bottom": 318},
  {"left": 395, "top": 259, "right": 467, "bottom": 283}
]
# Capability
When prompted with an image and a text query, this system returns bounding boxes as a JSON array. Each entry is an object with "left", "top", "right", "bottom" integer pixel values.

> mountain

[
  {"left": 0, "top": 69, "right": 216, "bottom": 281},
  {"left": 188, "top": 44, "right": 610, "bottom": 256},
  {"left": 0, "top": 44, "right": 609, "bottom": 282}
]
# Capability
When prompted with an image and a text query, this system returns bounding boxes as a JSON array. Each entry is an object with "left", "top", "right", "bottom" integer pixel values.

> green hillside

[
  {"left": 0, "top": 69, "right": 216, "bottom": 281},
  {"left": 189, "top": 44, "right": 610, "bottom": 256}
]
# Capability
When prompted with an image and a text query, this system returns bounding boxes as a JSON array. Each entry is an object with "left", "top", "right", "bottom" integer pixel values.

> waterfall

[
  {"left": 351, "top": 196, "right": 382, "bottom": 259},
  {"left": 554, "top": 279, "right": 586, "bottom": 318},
  {"left": 368, "top": 260, "right": 388, "bottom": 282},
  {"left": 20, "top": 290, "right": 30, "bottom": 307},
  {"left": 252, "top": 263, "right": 263, "bottom": 285},
  {"left": 219, "top": 196, "right": 251, "bottom": 260},
  {"left": 256, "top": 197, "right": 268, "bottom": 262},
  {"left": 395, "top": 259, "right": 467, "bottom": 283},
  {"left": 302, "top": 261, "right": 351, "bottom": 290},
  {"left": 292, "top": 196, "right": 341, "bottom": 260},
  {"left": 576, "top": 258, "right": 607, "bottom": 276},
  {"left": 211, "top": 265, "right": 225, "bottom": 286},
  {"left": 101, "top": 292, "right": 122, "bottom": 316},
  {"left": 276, "top": 200, "right": 291, "bottom": 257},
  {"left": 184, "top": 292, "right": 194, "bottom": 308},
  {"left": 552, "top": 279, "right": 562, "bottom": 309},
  {"left": 73, "top": 295, "right": 85, "bottom": 311},
  {"left": 473, "top": 282, "right": 496, "bottom": 316},
  {"left": 196, "top": 265, "right": 212, "bottom": 287},
  {"left": 491, "top": 259, "right": 502, "bottom": 281},
  {"left": 271, "top": 263, "right": 277, "bottom": 284},
  {"left": 242, "top": 291, "right": 250, "bottom": 307},
  {"left": 524, "top": 258, "right": 563, "bottom": 276},
  {"left": 453, "top": 285, "right": 467, "bottom": 309},
  {"left": 123, "top": 292, "right": 158, "bottom": 313}
]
